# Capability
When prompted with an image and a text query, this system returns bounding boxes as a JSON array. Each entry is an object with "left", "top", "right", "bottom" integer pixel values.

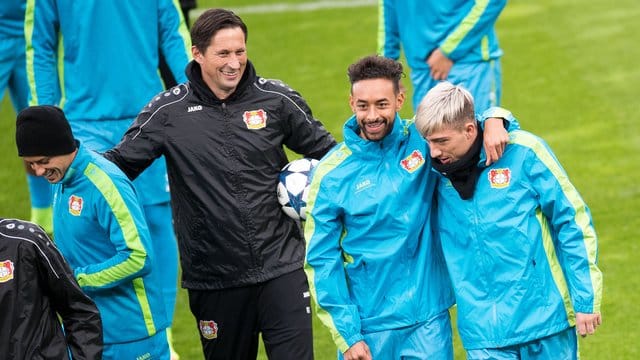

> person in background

[
  {"left": 25, "top": 1, "right": 191, "bottom": 358},
  {"left": 16, "top": 105, "right": 171, "bottom": 360},
  {"left": 160, "top": 0, "right": 198, "bottom": 88},
  {"left": 304, "top": 55, "right": 515, "bottom": 360},
  {"left": 378, "top": 0, "right": 506, "bottom": 112},
  {"left": 0, "top": 217, "right": 103, "bottom": 359},
  {"left": 104, "top": 8, "right": 337, "bottom": 360},
  {"left": 415, "top": 81, "right": 603, "bottom": 359},
  {"left": 0, "top": 0, "right": 52, "bottom": 233}
]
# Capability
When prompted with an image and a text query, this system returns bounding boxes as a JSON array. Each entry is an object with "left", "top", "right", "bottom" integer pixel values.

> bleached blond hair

[{"left": 415, "top": 81, "right": 475, "bottom": 137}]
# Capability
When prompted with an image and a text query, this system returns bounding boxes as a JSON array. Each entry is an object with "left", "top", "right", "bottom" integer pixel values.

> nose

[
  {"left": 228, "top": 54, "right": 241, "bottom": 69},
  {"left": 365, "top": 107, "right": 378, "bottom": 121},
  {"left": 31, "top": 164, "right": 46, "bottom": 176},
  {"left": 429, "top": 143, "right": 441, "bottom": 159}
]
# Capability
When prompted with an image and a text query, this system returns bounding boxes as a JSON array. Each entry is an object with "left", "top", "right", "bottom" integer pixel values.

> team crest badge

[
  {"left": 0, "top": 260, "right": 14, "bottom": 283},
  {"left": 400, "top": 150, "right": 425, "bottom": 173},
  {"left": 199, "top": 320, "right": 219, "bottom": 339},
  {"left": 68, "top": 195, "right": 84, "bottom": 216},
  {"left": 488, "top": 168, "right": 511, "bottom": 188},
  {"left": 242, "top": 109, "right": 267, "bottom": 129}
]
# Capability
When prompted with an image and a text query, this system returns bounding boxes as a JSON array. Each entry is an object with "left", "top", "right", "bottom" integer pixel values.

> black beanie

[{"left": 16, "top": 106, "right": 77, "bottom": 157}]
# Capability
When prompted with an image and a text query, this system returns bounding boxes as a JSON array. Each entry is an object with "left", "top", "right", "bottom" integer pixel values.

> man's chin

[{"left": 363, "top": 127, "right": 391, "bottom": 141}]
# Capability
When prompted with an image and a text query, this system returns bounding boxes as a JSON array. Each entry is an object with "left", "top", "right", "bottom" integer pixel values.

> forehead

[
  {"left": 351, "top": 78, "right": 396, "bottom": 101},
  {"left": 426, "top": 127, "right": 464, "bottom": 141},
  {"left": 207, "top": 27, "right": 246, "bottom": 49},
  {"left": 22, "top": 155, "right": 48, "bottom": 162}
]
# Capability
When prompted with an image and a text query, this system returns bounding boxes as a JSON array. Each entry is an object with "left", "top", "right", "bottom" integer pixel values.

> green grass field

[{"left": 2, "top": 0, "right": 638, "bottom": 358}]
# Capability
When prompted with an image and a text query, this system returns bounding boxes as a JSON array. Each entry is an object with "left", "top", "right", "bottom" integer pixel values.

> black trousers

[{"left": 188, "top": 268, "right": 314, "bottom": 360}]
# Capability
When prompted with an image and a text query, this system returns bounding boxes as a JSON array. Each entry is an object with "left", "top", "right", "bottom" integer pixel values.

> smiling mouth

[
  {"left": 364, "top": 120, "right": 385, "bottom": 131},
  {"left": 44, "top": 170, "right": 56, "bottom": 179}
]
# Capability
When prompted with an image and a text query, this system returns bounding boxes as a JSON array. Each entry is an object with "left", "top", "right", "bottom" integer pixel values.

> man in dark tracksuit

[
  {"left": 0, "top": 218, "right": 103, "bottom": 359},
  {"left": 105, "top": 8, "right": 337, "bottom": 360}
]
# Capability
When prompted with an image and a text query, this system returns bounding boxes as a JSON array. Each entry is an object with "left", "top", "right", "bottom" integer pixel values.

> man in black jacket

[
  {"left": 0, "top": 218, "right": 103, "bottom": 359},
  {"left": 105, "top": 8, "right": 336, "bottom": 360}
]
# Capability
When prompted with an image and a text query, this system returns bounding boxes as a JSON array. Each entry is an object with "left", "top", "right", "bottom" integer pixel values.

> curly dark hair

[{"left": 347, "top": 55, "right": 404, "bottom": 93}]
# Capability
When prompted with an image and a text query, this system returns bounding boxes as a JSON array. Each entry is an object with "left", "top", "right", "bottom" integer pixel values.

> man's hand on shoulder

[{"left": 483, "top": 117, "right": 509, "bottom": 165}]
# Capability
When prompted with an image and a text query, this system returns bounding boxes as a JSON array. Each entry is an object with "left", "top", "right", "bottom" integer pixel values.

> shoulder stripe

[
  {"left": 132, "top": 277, "right": 157, "bottom": 335},
  {"left": 511, "top": 131, "right": 602, "bottom": 312},
  {"left": 0, "top": 219, "right": 60, "bottom": 278},
  {"left": 24, "top": 0, "right": 36, "bottom": 104},
  {"left": 132, "top": 85, "right": 190, "bottom": 140},
  {"left": 376, "top": 0, "right": 385, "bottom": 55},
  {"left": 304, "top": 143, "right": 352, "bottom": 225},
  {"left": 441, "top": 0, "right": 490, "bottom": 55},
  {"left": 79, "top": 163, "right": 147, "bottom": 287},
  {"left": 253, "top": 81, "right": 312, "bottom": 124},
  {"left": 170, "top": 0, "right": 192, "bottom": 60},
  {"left": 303, "top": 144, "right": 352, "bottom": 352},
  {"left": 536, "top": 209, "right": 575, "bottom": 325},
  {"left": 82, "top": 163, "right": 158, "bottom": 334}
]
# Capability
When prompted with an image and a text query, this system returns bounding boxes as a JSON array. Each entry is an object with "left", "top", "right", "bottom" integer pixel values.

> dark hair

[
  {"left": 347, "top": 55, "right": 404, "bottom": 94},
  {"left": 191, "top": 8, "right": 248, "bottom": 53}
]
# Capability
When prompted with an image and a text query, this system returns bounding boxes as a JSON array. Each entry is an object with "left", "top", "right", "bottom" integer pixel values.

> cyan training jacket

[
  {"left": 52, "top": 143, "right": 168, "bottom": 344},
  {"left": 433, "top": 109, "right": 603, "bottom": 349},
  {"left": 378, "top": 0, "right": 506, "bottom": 71},
  {"left": 305, "top": 114, "right": 455, "bottom": 352},
  {"left": 25, "top": 0, "right": 191, "bottom": 122},
  {"left": 0, "top": 0, "right": 25, "bottom": 38}
]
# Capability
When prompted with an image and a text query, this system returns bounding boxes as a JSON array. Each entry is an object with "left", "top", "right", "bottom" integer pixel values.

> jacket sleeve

[
  {"left": 279, "top": 85, "right": 337, "bottom": 159},
  {"left": 439, "top": 0, "right": 506, "bottom": 62},
  {"left": 25, "top": 0, "right": 61, "bottom": 105},
  {"left": 304, "top": 166, "right": 364, "bottom": 353},
  {"left": 103, "top": 96, "right": 169, "bottom": 180},
  {"left": 479, "top": 106, "right": 520, "bottom": 132},
  {"left": 377, "top": 0, "right": 401, "bottom": 60},
  {"left": 157, "top": 0, "right": 191, "bottom": 83},
  {"left": 519, "top": 132, "right": 603, "bottom": 314},
  {"left": 34, "top": 226, "right": 103, "bottom": 360},
  {"left": 74, "top": 167, "right": 153, "bottom": 291}
]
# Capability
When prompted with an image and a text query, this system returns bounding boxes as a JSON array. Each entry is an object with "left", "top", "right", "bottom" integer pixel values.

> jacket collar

[
  {"left": 343, "top": 113, "right": 405, "bottom": 157},
  {"left": 186, "top": 60, "right": 256, "bottom": 105},
  {"left": 59, "top": 141, "right": 87, "bottom": 186}
]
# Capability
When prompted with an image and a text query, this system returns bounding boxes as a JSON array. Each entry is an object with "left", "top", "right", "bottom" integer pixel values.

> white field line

[{"left": 191, "top": 0, "right": 377, "bottom": 17}]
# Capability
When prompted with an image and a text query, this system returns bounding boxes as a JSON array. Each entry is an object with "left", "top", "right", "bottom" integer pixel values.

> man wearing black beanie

[
  {"left": 16, "top": 106, "right": 78, "bottom": 183},
  {"left": 15, "top": 105, "right": 173, "bottom": 359}
]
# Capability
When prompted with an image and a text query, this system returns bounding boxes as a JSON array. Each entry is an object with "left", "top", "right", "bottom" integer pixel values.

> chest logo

[
  {"left": 0, "top": 260, "right": 14, "bottom": 283},
  {"left": 355, "top": 179, "right": 372, "bottom": 193},
  {"left": 243, "top": 109, "right": 267, "bottom": 129},
  {"left": 188, "top": 105, "right": 203, "bottom": 112},
  {"left": 199, "top": 320, "right": 219, "bottom": 339},
  {"left": 488, "top": 168, "right": 511, "bottom": 188},
  {"left": 400, "top": 150, "right": 425, "bottom": 173},
  {"left": 68, "top": 195, "right": 84, "bottom": 216}
]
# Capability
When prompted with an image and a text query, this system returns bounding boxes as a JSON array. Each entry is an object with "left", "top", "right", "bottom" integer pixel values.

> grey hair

[{"left": 415, "top": 81, "right": 475, "bottom": 137}]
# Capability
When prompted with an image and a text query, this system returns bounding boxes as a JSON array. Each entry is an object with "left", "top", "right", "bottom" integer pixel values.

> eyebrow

[{"left": 427, "top": 135, "right": 449, "bottom": 142}]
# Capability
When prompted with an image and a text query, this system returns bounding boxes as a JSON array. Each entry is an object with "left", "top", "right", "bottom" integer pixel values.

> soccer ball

[{"left": 277, "top": 158, "right": 319, "bottom": 221}]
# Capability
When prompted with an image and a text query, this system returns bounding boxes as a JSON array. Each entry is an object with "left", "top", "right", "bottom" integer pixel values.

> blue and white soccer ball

[{"left": 277, "top": 158, "right": 319, "bottom": 221}]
